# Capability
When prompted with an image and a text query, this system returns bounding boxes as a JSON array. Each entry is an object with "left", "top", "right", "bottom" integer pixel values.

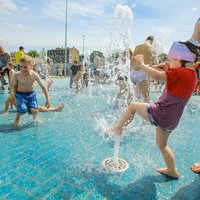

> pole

[
  {"left": 82, "top": 34, "right": 85, "bottom": 56},
  {"left": 64, "top": 0, "right": 68, "bottom": 76}
]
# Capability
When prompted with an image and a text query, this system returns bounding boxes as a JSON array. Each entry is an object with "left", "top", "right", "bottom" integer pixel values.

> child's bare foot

[
  {"left": 156, "top": 167, "right": 179, "bottom": 178},
  {"left": 56, "top": 102, "right": 64, "bottom": 111},
  {"left": 14, "top": 118, "right": 20, "bottom": 126},
  {"left": 3, "top": 112, "right": 9, "bottom": 115},
  {"left": 109, "top": 125, "right": 123, "bottom": 136}
]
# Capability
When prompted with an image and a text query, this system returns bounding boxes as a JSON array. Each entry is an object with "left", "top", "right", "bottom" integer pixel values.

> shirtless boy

[{"left": 10, "top": 55, "right": 51, "bottom": 125}]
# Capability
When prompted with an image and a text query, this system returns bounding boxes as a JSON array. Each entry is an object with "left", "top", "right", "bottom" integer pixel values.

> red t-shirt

[{"left": 165, "top": 67, "right": 197, "bottom": 98}]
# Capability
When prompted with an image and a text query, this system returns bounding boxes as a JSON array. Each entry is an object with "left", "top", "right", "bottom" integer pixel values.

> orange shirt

[{"left": 194, "top": 62, "right": 200, "bottom": 69}]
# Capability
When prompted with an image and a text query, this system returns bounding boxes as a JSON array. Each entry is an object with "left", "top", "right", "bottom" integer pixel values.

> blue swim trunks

[{"left": 15, "top": 91, "right": 38, "bottom": 114}]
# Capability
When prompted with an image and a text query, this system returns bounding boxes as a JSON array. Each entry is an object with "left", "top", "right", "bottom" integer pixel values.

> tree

[
  {"left": 90, "top": 50, "right": 104, "bottom": 63},
  {"left": 158, "top": 53, "right": 168, "bottom": 63},
  {"left": 28, "top": 50, "right": 39, "bottom": 58}
]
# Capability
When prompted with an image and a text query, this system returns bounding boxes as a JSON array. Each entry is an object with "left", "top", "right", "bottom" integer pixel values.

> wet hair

[
  {"left": 19, "top": 46, "right": 24, "bottom": 50},
  {"left": 118, "top": 75, "right": 128, "bottom": 81},
  {"left": 20, "top": 55, "right": 32, "bottom": 65},
  {"left": 129, "top": 49, "right": 133, "bottom": 59},
  {"left": 78, "top": 65, "right": 83, "bottom": 70},
  {"left": 47, "top": 58, "right": 53, "bottom": 64},
  {"left": 146, "top": 36, "right": 154, "bottom": 42},
  {"left": 180, "top": 60, "right": 191, "bottom": 68},
  {"left": 8, "top": 62, "right": 14, "bottom": 68}
]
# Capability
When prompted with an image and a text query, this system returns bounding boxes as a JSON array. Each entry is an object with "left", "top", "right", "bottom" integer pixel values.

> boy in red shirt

[{"left": 109, "top": 21, "right": 199, "bottom": 178}]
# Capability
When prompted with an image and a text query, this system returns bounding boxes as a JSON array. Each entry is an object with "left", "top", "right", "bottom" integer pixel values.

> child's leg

[
  {"left": 111, "top": 102, "right": 149, "bottom": 135},
  {"left": 14, "top": 113, "right": 22, "bottom": 126},
  {"left": 5, "top": 96, "right": 11, "bottom": 113},
  {"left": 180, "top": 18, "right": 200, "bottom": 55},
  {"left": 156, "top": 127, "right": 179, "bottom": 178},
  {"left": 47, "top": 78, "right": 53, "bottom": 90},
  {"left": 139, "top": 80, "right": 150, "bottom": 103},
  {"left": 190, "top": 18, "right": 200, "bottom": 43},
  {"left": 38, "top": 102, "right": 64, "bottom": 112},
  {"left": 30, "top": 108, "right": 39, "bottom": 119}
]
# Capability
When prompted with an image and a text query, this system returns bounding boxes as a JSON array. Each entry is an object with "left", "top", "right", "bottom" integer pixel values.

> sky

[{"left": 0, "top": 0, "right": 199, "bottom": 54}]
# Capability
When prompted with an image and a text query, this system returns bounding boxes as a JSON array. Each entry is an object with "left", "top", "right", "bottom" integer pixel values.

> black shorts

[
  {"left": 0, "top": 69, "right": 10, "bottom": 76},
  {"left": 94, "top": 69, "right": 99, "bottom": 76}
]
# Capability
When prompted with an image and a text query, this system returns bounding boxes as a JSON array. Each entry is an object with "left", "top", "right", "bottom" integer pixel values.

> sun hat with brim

[{"left": 168, "top": 41, "right": 196, "bottom": 62}]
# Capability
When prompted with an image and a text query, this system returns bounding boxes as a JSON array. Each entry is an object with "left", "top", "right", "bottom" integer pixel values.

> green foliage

[
  {"left": 28, "top": 50, "right": 39, "bottom": 58},
  {"left": 158, "top": 53, "right": 168, "bottom": 63},
  {"left": 90, "top": 50, "right": 104, "bottom": 63},
  {"left": 107, "top": 52, "right": 119, "bottom": 63}
]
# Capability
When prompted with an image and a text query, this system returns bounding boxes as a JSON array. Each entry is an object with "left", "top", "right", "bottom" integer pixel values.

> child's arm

[
  {"left": 152, "top": 63, "right": 169, "bottom": 71},
  {"left": 10, "top": 74, "right": 18, "bottom": 96},
  {"left": 74, "top": 72, "right": 81, "bottom": 83},
  {"left": 35, "top": 73, "right": 51, "bottom": 108},
  {"left": 132, "top": 55, "right": 167, "bottom": 81}
]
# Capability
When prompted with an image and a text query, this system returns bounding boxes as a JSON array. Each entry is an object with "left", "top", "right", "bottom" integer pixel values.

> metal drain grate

[{"left": 102, "top": 157, "right": 129, "bottom": 172}]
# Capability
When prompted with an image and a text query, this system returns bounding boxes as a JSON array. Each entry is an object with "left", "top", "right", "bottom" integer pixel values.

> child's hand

[
  {"left": 1, "top": 67, "right": 6, "bottom": 72},
  {"left": 45, "top": 99, "right": 51, "bottom": 108}
]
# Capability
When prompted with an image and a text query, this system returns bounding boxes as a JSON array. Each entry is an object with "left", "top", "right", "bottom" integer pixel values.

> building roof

[{"left": 48, "top": 47, "right": 79, "bottom": 52}]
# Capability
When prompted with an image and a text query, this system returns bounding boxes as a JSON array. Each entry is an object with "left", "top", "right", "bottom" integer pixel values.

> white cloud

[
  {"left": 43, "top": 0, "right": 107, "bottom": 20},
  {"left": 1, "top": 0, "right": 199, "bottom": 54},
  {"left": 192, "top": 7, "right": 197, "bottom": 12},
  {"left": 0, "top": 36, "right": 6, "bottom": 47},
  {"left": 22, "top": 6, "right": 28, "bottom": 12},
  {"left": 2, "top": 22, "right": 25, "bottom": 30},
  {"left": 158, "top": 26, "right": 174, "bottom": 38},
  {"left": 131, "top": 3, "right": 137, "bottom": 8},
  {"left": 0, "top": 0, "right": 17, "bottom": 14},
  {"left": 43, "top": 0, "right": 65, "bottom": 20}
]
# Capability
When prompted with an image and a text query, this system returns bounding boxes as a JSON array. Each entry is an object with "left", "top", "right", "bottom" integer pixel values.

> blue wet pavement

[{"left": 0, "top": 78, "right": 200, "bottom": 199}]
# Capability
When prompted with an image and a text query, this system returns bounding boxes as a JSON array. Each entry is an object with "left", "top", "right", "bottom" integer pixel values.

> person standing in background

[
  {"left": 69, "top": 60, "right": 78, "bottom": 89},
  {"left": 15, "top": 46, "right": 25, "bottom": 71},
  {"left": 59, "top": 63, "right": 64, "bottom": 76},
  {"left": 131, "top": 36, "right": 158, "bottom": 103},
  {"left": 0, "top": 46, "right": 11, "bottom": 90}
]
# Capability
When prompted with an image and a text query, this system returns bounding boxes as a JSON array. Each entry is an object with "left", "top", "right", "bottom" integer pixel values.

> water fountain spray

[
  {"left": 39, "top": 48, "right": 48, "bottom": 88},
  {"left": 102, "top": 4, "right": 133, "bottom": 172}
]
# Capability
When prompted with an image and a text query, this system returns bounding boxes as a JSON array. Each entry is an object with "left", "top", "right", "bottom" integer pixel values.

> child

[
  {"left": 114, "top": 75, "right": 129, "bottom": 109},
  {"left": 46, "top": 58, "right": 53, "bottom": 90},
  {"left": 10, "top": 55, "right": 51, "bottom": 125},
  {"left": 69, "top": 60, "right": 78, "bottom": 88},
  {"left": 74, "top": 64, "right": 83, "bottom": 93},
  {"left": 83, "top": 63, "right": 89, "bottom": 88},
  {"left": 110, "top": 41, "right": 197, "bottom": 178}
]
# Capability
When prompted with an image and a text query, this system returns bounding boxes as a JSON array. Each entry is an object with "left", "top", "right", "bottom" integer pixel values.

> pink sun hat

[{"left": 168, "top": 41, "right": 196, "bottom": 62}]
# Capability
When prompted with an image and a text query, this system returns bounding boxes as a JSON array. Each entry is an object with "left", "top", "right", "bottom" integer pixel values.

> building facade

[{"left": 47, "top": 47, "right": 79, "bottom": 64}]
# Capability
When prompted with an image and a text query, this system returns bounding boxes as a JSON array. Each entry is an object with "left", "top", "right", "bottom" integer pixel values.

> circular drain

[{"left": 102, "top": 157, "right": 129, "bottom": 172}]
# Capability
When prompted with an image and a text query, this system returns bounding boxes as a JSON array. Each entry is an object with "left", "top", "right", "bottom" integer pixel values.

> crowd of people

[{"left": 0, "top": 18, "right": 200, "bottom": 176}]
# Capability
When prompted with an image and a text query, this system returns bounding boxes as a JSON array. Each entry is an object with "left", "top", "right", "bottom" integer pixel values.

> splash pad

[{"left": 102, "top": 157, "right": 129, "bottom": 172}]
